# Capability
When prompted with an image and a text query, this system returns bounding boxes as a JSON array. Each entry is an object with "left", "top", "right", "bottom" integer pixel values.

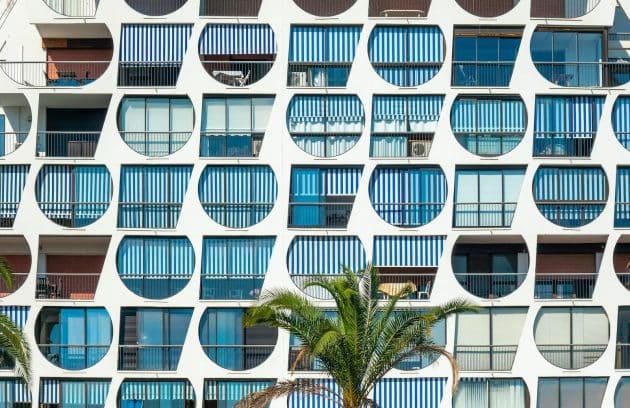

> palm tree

[
  {"left": 238, "top": 264, "right": 476, "bottom": 408},
  {"left": 0, "top": 257, "right": 30, "bottom": 385}
]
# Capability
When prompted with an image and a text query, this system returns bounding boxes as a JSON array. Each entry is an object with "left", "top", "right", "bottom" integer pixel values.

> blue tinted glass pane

[
  {"left": 554, "top": 32, "right": 577, "bottom": 62},
  {"left": 531, "top": 31, "right": 553, "bottom": 61},
  {"left": 499, "top": 37, "right": 520, "bottom": 61},
  {"left": 454, "top": 37, "right": 476, "bottom": 61},
  {"left": 477, "top": 38, "right": 499, "bottom": 61}
]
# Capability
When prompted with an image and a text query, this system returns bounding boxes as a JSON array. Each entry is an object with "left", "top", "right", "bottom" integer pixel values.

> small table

[{"left": 378, "top": 282, "right": 417, "bottom": 297}]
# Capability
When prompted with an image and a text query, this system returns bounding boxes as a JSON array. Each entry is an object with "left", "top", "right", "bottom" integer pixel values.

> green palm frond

[
  {"left": 0, "top": 257, "right": 14, "bottom": 291},
  {"left": 0, "top": 314, "right": 30, "bottom": 385}
]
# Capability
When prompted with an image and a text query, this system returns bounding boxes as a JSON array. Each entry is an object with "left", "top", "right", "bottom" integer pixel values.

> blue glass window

[
  {"left": 204, "top": 380, "right": 274, "bottom": 408},
  {"left": 39, "top": 379, "right": 110, "bottom": 408},
  {"left": 0, "top": 378, "right": 30, "bottom": 407},
  {"left": 0, "top": 165, "right": 28, "bottom": 228},
  {"left": 118, "top": 380, "right": 195, "bottom": 408}
]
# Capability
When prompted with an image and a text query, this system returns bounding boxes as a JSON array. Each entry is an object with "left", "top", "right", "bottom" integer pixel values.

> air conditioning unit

[
  {"left": 409, "top": 140, "right": 432, "bottom": 157},
  {"left": 252, "top": 139, "right": 263, "bottom": 157}
]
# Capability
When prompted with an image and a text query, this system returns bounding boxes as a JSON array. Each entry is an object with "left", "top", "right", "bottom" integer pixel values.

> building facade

[{"left": 0, "top": 0, "right": 628, "bottom": 406}]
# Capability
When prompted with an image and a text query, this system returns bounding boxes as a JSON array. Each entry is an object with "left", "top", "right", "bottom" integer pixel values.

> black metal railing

[
  {"left": 202, "top": 345, "right": 275, "bottom": 370},
  {"left": 201, "top": 61, "right": 274, "bottom": 87},
  {"left": 118, "top": 203, "right": 183, "bottom": 229},
  {"left": 372, "top": 202, "right": 445, "bottom": 227},
  {"left": 288, "top": 203, "right": 354, "bottom": 228},
  {"left": 370, "top": 133, "right": 433, "bottom": 158},
  {"left": 39, "top": 344, "right": 109, "bottom": 370},
  {"left": 200, "top": 275, "right": 265, "bottom": 300},
  {"left": 535, "top": 201, "right": 606, "bottom": 228},
  {"left": 0, "top": 61, "right": 109, "bottom": 87},
  {"left": 293, "top": 0, "right": 356, "bottom": 16},
  {"left": 454, "top": 272, "right": 527, "bottom": 299},
  {"left": 0, "top": 203, "right": 20, "bottom": 228},
  {"left": 533, "top": 132, "right": 595, "bottom": 157},
  {"left": 377, "top": 273, "right": 435, "bottom": 299},
  {"left": 35, "top": 273, "right": 100, "bottom": 300},
  {"left": 370, "top": 62, "right": 443, "bottom": 87},
  {"left": 534, "top": 61, "right": 630, "bottom": 87},
  {"left": 200, "top": 0, "right": 263, "bottom": 16},
  {"left": 0, "top": 272, "right": 27, "bottom": 297},
  {"left": 118, "top": 345, "right": 183, "bottom": 371},
  {"left": 537, "top": 344, "right": 607, "bottom": 369},
  {"left": 534, "top": 273, "right": 597, "bottom": 299},
  {"left": 37, "top": 131, "right": 100, "bottom": 158},
  {"left": 120, "top": 274, "right": 192, "bottom": 299},
  {"left": 531, "top": 0, "right": 601, "bottom": 18},
  {"left": 118, "top": 62, "right": 182, "bottom": 87},
  {"left": 616, "top": 343, "right": 630, "bottom": 369},
  {"left": 119, "top": 131, "right": 191, "bottom": 157},
  {"left": 453, "top": 202, "right": 517, "bottom": 228},
  {"left": 201, "top": 203, "right": 274, "bottom": 229},
  {"left": 125, "top": 0, "right": 186, "bottom": 16},
  {"left": 288, "top": 63, "right": 353, "bottom": 87},
  {"left": 288, "top": 346, "right": 326, "bottom": 371},
  {"left": 455, "top": 345, "right": 518, "bottom": 371},
  {"left": 452, "top": 62, "right": 515, "bottom": 87},
  {"left": 368, "top": 0, "right": 430, "bottom": 17},
  {"left": 616, "top": 272, "right": 630, "bottom": 289},
  {"left": 454, "top": 133, "right": 522, "bottom": 156},
  {"left": 455, "top": 0, "right": 519, "bottom": 17},
  {"left": 0, "top": 132, "right": 28, "bottom": 156},
  {"left": 200, "top": 132, "right": 263, "bottom": 157},
  {"left": 43, "top": 0, "right": 99, "bottom": 16},
  {"left": 38, "top": 202, "right": 110, "bottom": 228}
]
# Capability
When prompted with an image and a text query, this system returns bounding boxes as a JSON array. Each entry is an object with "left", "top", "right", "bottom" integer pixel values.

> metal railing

[
  {"left": 201, "top": 345, "right": 275, "bottom": 370},
  {"left": 200, "top": 203, "right": 274, "bottom": 229},
  {"left": 118, "top": 62, "right": 182, "bottom": 87},
  {"left": 288, "top": 202, "right": 354, "bottom": 228},
  {"left": 200, "top": 274, "right": 264, "bottom": 300},
  {"left": 200, "top": 0, "right": 263, "bottom": 16},
  {"left": 537, "top": 344, "right": 607, "bottom": 369},
  {"left": 370, "top": 62, "right": 443, "bottom": 87},
  {"left": 395, "top": 350, "right": 439, "bottom": 370},
  {"left": 43, "top": 0, "right": 99, "bottom": 16},
  {"left": 370, "top": 133, "right": 433, "bottom": 158},
  {"left": 288, "top": 63, "right": 352, "bottom": 87},
  {"left": 35, "top": 273, "right": 100, "bottom": 300},
  {"left": 533, "top": 132, "right": 595, "bottom": 157},
  {"left": 534, "top": 273, "right": 597, "bottom": 299},
  {"left": 452, "top": 62, "right": 515, "bottom": 87},
  {"left": 0, "top": 61, "right": 109, "bottom": 87},
  {"left": 616, "top": 343, "right": 630, "bottom": 369},
  {"left": 0, "top": 203, "right": 19, "bottom": 228},
  {"left": 615, "top": 204, "right": 630, "bottom": 227},
  {"left": 200, "top": 132, "right": 263, "bottom": 158},
  {"left": 0, "top": 132, "right": 27, "bottom": 156},
  {"left": 371, "top": 202, "right": 445, "bottom": 227},
  {"left": 531, "top": 0, "right": 601, "bottom": 18},
  {"left": 293, "top": 0, "right": 356, "bottom": 16},
  {"left": 533, "top": 61, "right": 630, "bottom": 87},
  {"left": 369, "top": 0, "right": 430, "bottom": 17},
  {"left": 120, "top": 274, "right": 192, "bottom": 299},
  {"left": 288, "top": 346, "right": 326, "bottom": 371},
  {"left": 454, "top": 272, "right": 527, "bottom": 299},
  {"left": 119, "top": 131, "right": 191, "bottom": 157},
  {"left": 0, "top": 272, "right": 27, "bottom": 297},
  {"left": 291, "top": 274, "right": 335, "bottom": 300},
  {"left": 118, "top": 345, "right": 183, "bottom": 371},
  {"left": 455, "top": 0, "right": 519, "bottom": 17},
  {"left": 455, "top": 345, "right": 518, "bottom": 371},
  {"left": 453, "top": 202, "right": 517, "bottom": 228},
  {"left": 39, "top": 344, "right": 109, "bottom": 370},
  {"left": 454, "top": 133, "right": 523, "bottom": 157},
  {"left": 118, "top": 203, "right": 183, "bottom": 229},
  {"left": 535, "top": 201, "right": 606, "bottom": 228},
  {"left": 377, "top": 273, "right": 435, "bottom": 299},
  {"left": 0, "top": 348, "right": 15, "bottom": 369},
  {"left": 125, "top": 0, "right": 186, "bottom": 16},
  {"left": 291, "top": 133, "right": 361, "bottom": 158},
  {"left": 38, "top": 202, "right": 110, "bottom": 228},
  {"left": 616, "top": 272, "right": 630, "bottom": 289},
  {"left": 201, "top": 61, "right": 274, "bottom": 87},
  {"left": 37, "top": 131, "right": 100, "bottom": 158}
]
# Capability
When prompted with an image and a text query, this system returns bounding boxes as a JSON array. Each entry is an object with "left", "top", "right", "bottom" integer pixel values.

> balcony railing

[
  {"left": 370, "top": 62, "right": 443, "bottom": 87},
  {"left": 533, "top": 62, "right": 630, "bottom": 87},
  {"left": 0, "top": 132, "right": 28, "bottom": 157},
  {"left": 118, "top": 345, "right": 183, "bottom": 371},
  {"left": 201, "top": 345, "right": 275, "bottom": 370},
  {"left": 454, "top": 133, "right": 522, "bottom": 157},
  {"left": 370, "top": 133, "right": 433, "bottom": 158},
  {"left": 200, "top": 203, "right": 274, "bottom": 229},
  {"left": 0, "top": 203, "right": 20, "bottom": 228},
  {"left": 291, "top": 274, "right": 335, "bottom": 300},
  {"left": 531, "top": 0, "right": 601, "bottom": 18},
  {"left": 534, "top": 273, "right": 597, "bottom": 299},
  {"left": 377, "top": 273, "right": 435, "bottom": 299},
  {"left": 118, "top": 62, "right": 182, "bottom": 87},
  {"left": 125, "top": 0, "right": 186, "bottom": 16},
  {"left": 120, "top": 274, "right": 192, "bottom": 299},
  {"left": 288, "top": 346, "right": 325, "bottom": 371},
  {"left": 616, "top": 203, "right": 630, "bottom": 228},
  {"left": 452, "top": 62, "right": 515, "bottom": 87},
  {"left": 38, "top": 202, "right": 110, "bottom": 228},
  {"left": 535, "top": 201, "right": 606, "bottom": 228},
  {"left": 533, "top": 132, "right": 595, "bottom": 157},
  {"left": 201, "top": 61, "right": 274, "bottom": 87},
  {"left": 35, "top": 273, "right": 100, "bottom": 300},
  {"left": 119, "top": 131, "right": 191, "bottom": 157},
  {"left": 200, "top": 0, "right": 263, "bottom": 16},
  {"left": 455, "top": 0, "right": 519, "bottom": 17},
  {"left": 293, "top": 0, "right": 356, "bottom": 16},
  {"left": 537, "top": 344, "right": 607, "bottom": 369},
  {"left": 455, "top": 345, "right": 518, "bottom": 371},
  {"left": 616, "top": 272, "right": 630, "bottom": 290},
  {"left": 288, "top": 203, "right": 354, "bottom": 228},
  {"left": 43, "top": 0, "right": 99, "bottom": 16},
  {"left": 455, "top": 272, "right": 527, "bottom": 299},
  {"left": 292, "top": 133, "right": 361, "bottom": 158},
  {"left": 39, "top": 344, "right": 109, "bottom": 370},
  {"left": 616, "top": 343, "right": 630, "bottom": 369},
  {"left": 288, "top": 63, "right": 352, "bottom": 87},
  {"left": 0, "top": 61, "right": 109, "bottom": 87},
  {"left": 37, "top": 131, "right": 100, "bottom": 158},
  {"left": 453, "top": 202, "right": 517, "bottom": 228},
  {"left": 372, "top": 202, "right": 445, "bottom": 227},
  {"left": 118, "top": 203, "right": 183, "bottom": 229},
  {"left": 368, "top": 0, "right": 430, "bottom": 17},
  {"left": 0, "top": 272, "right": 27, "bottom": 297},
  {"left": 200, "top": 275, "right": 264, "bottom": 300},
  {"left": 0, "top": 348, "right": 15, "bottom": 369},
  {"left": 200, "top": 132, "right": 263, "bottom": 158}
]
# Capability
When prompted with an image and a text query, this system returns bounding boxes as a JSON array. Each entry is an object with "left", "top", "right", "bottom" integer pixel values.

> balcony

[
  {"left": 452, "top": 62, "right": 515, "bottom": 87},
  {"left": 119, "top": 275, "right": 192, "bottom": 300},
  {"left": 454, "top": 133, "right": 522, "bottom": 157},
  {"left": 368, "top": 0, "right": 431, "bottom": 17},
  {"left": 38, "top": 344, "right": 109, "bottom": 370},
  {"left": 202, "top": 61, "right": 274, "bottom": 87},
  {"left": 288, "top": 346, "right": 325, "bottom": 371},
  {"left": 531, "top": 0, "right": 601, "bottom": 18},
  {"left": 616, "top": 343, "right": 630, "bottom": 369},
  {"left": 455, "top": 0, "right": 519, "bottom": 17},
  {"left": 0, "top": 237, "right": 30, "bottom": 297},
  {"left": 370, "top": 62, "right": 443, "bottom": 87},
  {"left": 453, "top": 203, "right": 517, "bottom": 228},
  {"left": 534, "top": 273, "right": 597, "bottom": 299},
  {"left": 455, "top": 273, "right": 527, "bottom": 299},
  {"left": 125, "top": 0, "right": 187, "bottom": 16},
  {"left": 121, "top": 131, "right": 192, "bottom": 158},
  {"left": 200, "top": 132, "right": 263, "bottom": 158},
  {"left": 535, "top": 202, "right": 607, "bottom": 228},
  {"left": 533, "top": 132, "right": 595, "bottom": 157},
  {"left": 200, "top": 275, "right": 264, "bottom": 300},
  {"left": 376, "top": 272, "right": 435, "bottom": 300},
  {"left": 37, "top": 131, "right": 99, "bottom": 158},
  {"left": 455, "top": 345, "right": 518, "bottom": 371},
  {"left": 118, "top": 202, "right": 183, "bottom": 229},
  {"left": 118, "top": 62, "right": 182, "bottom": 87},
  {"left": 370, "top": 133, "right": 433, "bottom": 158},
  {"left": 534, "top": 62, "right": 630, "bottom": 87},
  {"left": 537, "top": 344, "right": 607, "bottom": 370},
  {"left": 0, "top": 61, "right": 109, "bottom": 87},
  {"left": 35, "top": 273, "right": 100, "bottom": 300},
  {"left": 288, "top": 203, "right": 354, "bottom": 229},
  {"left": 43, "top": 0, "right": 100, "bottom": 17},
  {"left": 288, "top": 63, "right": 352, "bottom": 87},
  {"left": 293, "top": 0, "right": 356, "bottom": 16},
  {"left": 201, "top": 345, "right": 275, "bottom": 371},
  {"left": 200, "top": 0, "right": 262, "bottom": 16},
  {"left": 118, "top": 345, "right": 182, "bottom": 371}
]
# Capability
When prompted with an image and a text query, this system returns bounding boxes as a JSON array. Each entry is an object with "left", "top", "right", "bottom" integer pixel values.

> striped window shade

[
  {"left": 452, "top": 97, "right": 526, "bottom": 133},
  {"left": 369, "top": 166, "right": 447, "bottom": 227},
  {"left": 373, "top": 236, "right": 445, "bottom": 267},
  {"left": 289, "top": 26, "right": 362, "bottom": 63},
  {"left": 0, "top": 165, "right": 28, "bottom": 221},
  {"left": 0, "top": 378, "right": 30, "bottom": 405},
  {"left": 39, "top": 379, "right": 111, "bottom": 407},
  {"left": 616, "top": 167, "right": 630, "bottom": 227},
  {"left": 613, "top": 96, "right": 630, "bottom": 150},
  {"left": 534, "top": 96, "right": 604, "bottom": 138},
  {"left": 204, "top": 380, "right": 274, "bottom": 405},
  {"left": 202, "top": 237, "right": 275, "bottom": 276},
  {"left": 119, "top": 380, "right": 195, "bottom": 404},
  {"left": 369, "top": 26, "right": 444, "bottom": 87},
  {"left": 198, "top": 24, "right": 277, "bottom": 56},
  {"left": 119, "top": 24, "right": 193, "bottom": 63},
  {"left": 291, "top": 167, "right": 363, "bottom": 196},
  {"left": 118, "top": 165, "right": 193, "bottom": 229},
  {"left": 287, "top": 235, "right": 367, "bottom": 276},
  {"left": 198, "top": 165, "right": 278, "bottom": 228},
  {"left": 0, "top": 306, "right": 28, "bottom": 329}
]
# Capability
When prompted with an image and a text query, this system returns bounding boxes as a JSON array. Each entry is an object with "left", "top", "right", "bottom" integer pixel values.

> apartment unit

[{"left": 0, "top": 0, "right": 629, "bottom": 407}]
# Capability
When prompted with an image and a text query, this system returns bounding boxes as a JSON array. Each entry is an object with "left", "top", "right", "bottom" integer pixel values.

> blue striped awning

[
  {"left": 533, "top": 166, "right": 608, "bottom": 201},
  {"left": 289, "top": 26, "right": 362, "bottom": 63},
  {"left": 534, "top": 96, "right": 604, "bottom": 138},
  {"left": 204, "top": 380, "right": 274, "bottom": 402},
  {"left": 0, "top": 306, "right": 28, "bottom": 329},
  {"left": 616, "top": 167, "right": 630, "bottom": 226},
  {"left": 373, "top": 236, "right": 446, "bottom": 267},
  {"left": 291, "top": 167, "right": 363, "bottom": 197},
  {"left": 369, "top": 26, "right": 444, "bottom": 63},
  {"left": 202, "top": 237, "right": 275, "bottom": 276},
  {"left": 372, "top": 95, "right": 444, "bottom": 122},
  {"left": 613, "top": 96, "right": 630, "bottom": 149},
  {"left": 0, "top": 165, "right": 28, "bottom": 217},
  {"left": 117, "top": 237, "right": 195, "bottom": 277},
  {"left": 452, "top": 97, "right": 526, "bottom": 133},
  {"left": 288, "top": 95, "right": 364, "bottom": 124},
  {"left": 40, "top": 379, "right": 59, "bottom": 404},
  {"left": 120, "top": 24, "right": 193, "bottom": 62},
  {"left": 287, "top": 236, "right": 367, "bottom": 275},
  {"left": 288, "top": 379, "right": 340, "bottom": 408},
  {"left": 120, "top": 380, "right": 195, "bottom": 401},
  {"left": 198, "top": 24, "right": 277, "bottom": 55},
  {"left": 0, "top": 378, "right": 30, "bottom": 404}
]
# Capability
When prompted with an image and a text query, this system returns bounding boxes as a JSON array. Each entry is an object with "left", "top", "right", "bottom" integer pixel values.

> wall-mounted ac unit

[{"left": 410, "top": 140, "right": 432, "bottom": 157}]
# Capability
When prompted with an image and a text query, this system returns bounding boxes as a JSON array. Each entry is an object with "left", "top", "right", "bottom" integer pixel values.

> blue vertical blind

[
  {"left": 287, "top": 236, "right": 367, "bottom": 276},
  {"left": 613, "top": 96, "right": 630, "bottom": 150},
  {"left": 117, "top": 237, "right": 195, "bottom": 299},
  {"left": 287, "top": 95, "right": 364, "bottom": 157},
  {"left": 198, "top": 165, "right": 278, "bottom": 228},
  {"left": 119, "top": 24, "right": 193, "bottom": 62},
  {"left": 119, "top": 380, "right": 195, "bottom": 407},
  {"left": 616, "top": 167, "right": 630, "bottom": 227},
  {"left": 204, "top": 380, "right": 274, "bottom": 408},
  {"left": 369, "top": 166, "right": 447, "bottom": 227},
  {"left": 0, "top": 378, "right": 30, "bottom": 405},
  {"left": 0, "top": 306, "right": 28, "bottom": 329},
  {"left": 36, "top": 165, "right": 112, "bottom": 227},
  {"left": 289, "top": 26, "right": 362, "bottom": 62},
  {"left": 39, "top": 379, "right": 110, "bottom": 407},
  {"left": 533, "top": 166, "right": 608, "bottom": 227},
  {"left": 118, "top": 165, "right": 193, "bottom": 229},
  {"left": 199, "top": 24, "right": 277, "bottom": 56},
  {"left": 369, "top": 26, "right": 444, "bottom": 87},
  {"left": 373, "top": 236, "right": 445, "bottom": 267},
  {"left": 0, "top": 165, "right": 28, "bottom": 221}
]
